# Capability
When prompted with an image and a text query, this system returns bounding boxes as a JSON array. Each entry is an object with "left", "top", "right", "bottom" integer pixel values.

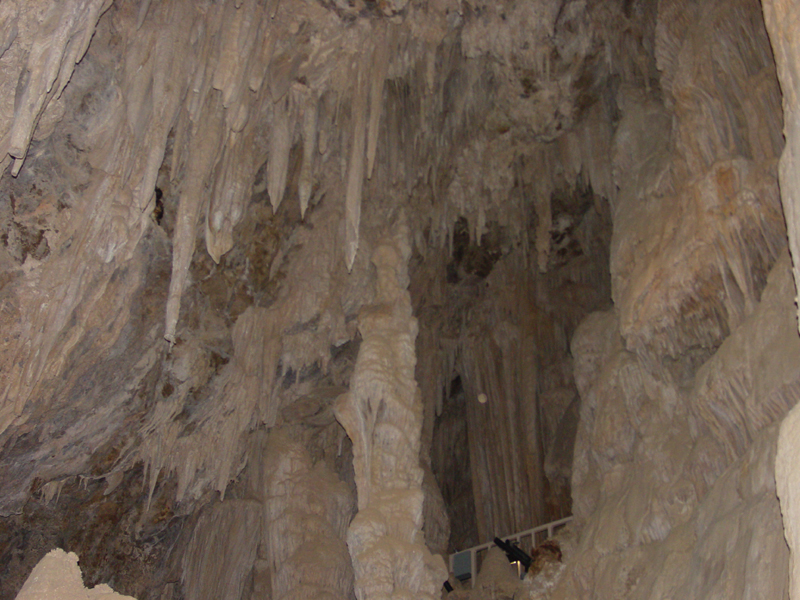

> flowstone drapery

[{"left": 335, "top": 217, "right": 446, "bottom": 600}]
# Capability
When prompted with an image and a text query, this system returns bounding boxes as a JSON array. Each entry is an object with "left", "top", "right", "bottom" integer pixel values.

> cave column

[
  {"left": 335, "top": 215, "right": 447, "bottom": 600},
  {"left": 763, "top": 2, "right": 800, "bottom": 598}
]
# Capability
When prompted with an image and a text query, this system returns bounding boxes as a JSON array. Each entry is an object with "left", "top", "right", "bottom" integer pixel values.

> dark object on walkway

[{"left": 493, "top": 537, "right": 533, "bottom": 572}]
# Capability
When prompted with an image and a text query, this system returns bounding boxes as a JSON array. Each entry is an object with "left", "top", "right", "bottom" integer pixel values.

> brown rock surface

[{"left": 0, "top": 0, "right": 798, "bottom": 599}]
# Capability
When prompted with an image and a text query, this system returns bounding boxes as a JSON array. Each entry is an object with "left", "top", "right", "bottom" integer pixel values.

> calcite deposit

[
  {"left": 335, "top": 217, "right": 447, "bottom": 599},
  {"left": 0, "top": 0, "right": 800, "bottom": 599},
  {"left": 15, "top": 549, "right": 136, "bottom": 600}
]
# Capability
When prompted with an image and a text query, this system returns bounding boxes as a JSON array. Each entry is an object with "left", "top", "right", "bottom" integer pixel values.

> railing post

[{"left": 471, "top": 549, "right": 477, "bottom": 588}]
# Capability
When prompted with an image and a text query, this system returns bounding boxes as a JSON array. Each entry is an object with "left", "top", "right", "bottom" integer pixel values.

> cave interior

[{"left": 2, "top": 0, "right": 800, "bottom": 598}]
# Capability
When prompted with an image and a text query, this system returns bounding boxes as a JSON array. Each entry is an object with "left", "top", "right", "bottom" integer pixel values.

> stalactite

[
  {"left": 267, "top": 94, "right": 294, "bottom": 214},
  {"left": 206, "top": 121, "right": 259, "bottom": 263},
  {"left": 164, "top": 93, "right": 225, "bottom": 345},
  {"left": 298, "top": 96, "right": 317, "bottom": 219},
  {"left": 141, "top": 306, "right": 283, "bottom": 503},
  {"left": 345, "top": 55, "right": 369, "bottom": 272},
  {"left": 367, "top": 27, "right": 390, "bottom": 180},
  {"left": 126, "top": 3, "right": 191, "bottom": 248},
  {"left": 213, "top": 0, "right": 259, "bottom": 111},
  {"left": 6, "top": 0, "right": 112, "bottom": 176}
]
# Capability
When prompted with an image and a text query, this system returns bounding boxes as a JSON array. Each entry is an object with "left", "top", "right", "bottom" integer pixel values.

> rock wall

[
  {"left": 539, "top": 0, "right": 796, "bottom": 598},
  {"left": 762, "top": 2, "right": 800, "bottom": 600},
  {"left": 0, "top": 0, "right": 797, "bottom": 598}
]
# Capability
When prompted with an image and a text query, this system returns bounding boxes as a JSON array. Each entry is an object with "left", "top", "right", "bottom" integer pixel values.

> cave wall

[
  {"left": 764, "top": 0, "right": 800, "bottom": 598},
  {"left": 1, "top": 0, "right": 799, "bottom": 598},
  {"left": 0, "top": 1, "right": 643, "bottom": 596},
  {"left": 547, "top": 0, "right": 796, "bottom": 598}
]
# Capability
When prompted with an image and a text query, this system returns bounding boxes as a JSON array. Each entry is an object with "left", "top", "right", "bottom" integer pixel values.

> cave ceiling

[{"left": 0, "top": 0, "right": 645, "bottom": 514}]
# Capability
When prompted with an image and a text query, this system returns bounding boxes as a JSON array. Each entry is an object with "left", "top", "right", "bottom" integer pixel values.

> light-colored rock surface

[
  {"left": 0, "top": 0, "right": 798, "bottom": 599},
  {"left": 15, "top": 549, "right": 137, "bottom": 600},
  {"left": 336, "top": 217, "right": 447, "bottom": 599},
  {"left": 549, "top": 252, "right": 797, "bottom": 599},
  {"left": 261, "top": 431, "right": 354, "bottom": 600},
  {"left": 761, "top": 3, "right": 800, "bottom": 600}
]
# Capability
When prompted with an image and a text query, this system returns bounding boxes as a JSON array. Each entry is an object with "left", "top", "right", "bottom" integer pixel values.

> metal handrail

[{"left": 448, "top": 516, "right": 573, "bottom": 588}]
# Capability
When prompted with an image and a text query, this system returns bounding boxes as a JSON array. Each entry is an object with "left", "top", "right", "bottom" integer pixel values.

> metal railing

[{"left": 449, "top": 516, "right": 573, "bottom": 587}]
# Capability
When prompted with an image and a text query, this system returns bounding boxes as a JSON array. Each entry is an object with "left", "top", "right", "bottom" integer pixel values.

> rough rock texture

[
  {"left": 0, "top": 0, "right": 798, "bottom": 598},
  {"left": 15, "top": 549, "right": 137, "bottom": 600},
  {"left": 335, "top": 217, "right": 447, "bottom": 599},
  {"left": 260, "top": 430, "right": 354, "bottom": 600},
  {"left": 541, "top": 0, "right": 795, "bottom": 592},
  {"left": 612, "top": 0, "right": 785, "bottom": 358},
  {"left": 420, "top": 185, "right": 612, "bottom": 549},
  {"left": 761, "top": 2, "right": 800, "bottom": 600},
  {"left": 181, "top": 500, "right": 261, "bottom": 600},
  {"left": 555, "top": 423, "right": 788, "bottom": 600}
]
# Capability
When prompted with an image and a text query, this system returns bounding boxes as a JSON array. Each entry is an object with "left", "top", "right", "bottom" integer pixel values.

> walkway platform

[{"left": 449, "top": 516, "right": 573, "bottom": 587}]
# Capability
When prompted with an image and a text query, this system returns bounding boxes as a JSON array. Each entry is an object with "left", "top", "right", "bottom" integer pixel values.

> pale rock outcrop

[
  {"left": 761, "top": 3, "right": 800, "bottom": 600},
  {"left": 261, "top": 431, "right": 354, "bottom": 600},
  {"left": 550, "top": 1, "right": 796, "bottom": 593},
  {"left": 612, "top": 0, "right": 785, "bottom": 357},
  {"left": 15, "top": 549, "right": 137, "bottom": 600},
  {"left": 553, "top": 254, "right": 798, "bottom": 599}
]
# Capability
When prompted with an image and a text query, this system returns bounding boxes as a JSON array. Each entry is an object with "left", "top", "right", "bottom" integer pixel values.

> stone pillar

[
  {"left": 261, "top": 430, "right": 354, "bottom": 600},
  {"left": 335, "top": 216, "right": 447, "bottom": 600},
  {"left": 763, "top": 2, "right": 800, "bottom": 598}
]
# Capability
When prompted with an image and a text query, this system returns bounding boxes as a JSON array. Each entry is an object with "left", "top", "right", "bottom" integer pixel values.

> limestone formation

[
  {"left": 260, "top": 431, "right": 354, "bottom": 600},
  {"left": 0, "top": 0, "right": 799, "bottom": 599},
  {"left": 762, "top": 3, "right": 800, "bottom": 600},
  {"left": 15, "top": 549, "right": 137, "bottom": 600},
  {"left": 335, "top": 216, "right": 447, "bottom": 599}
]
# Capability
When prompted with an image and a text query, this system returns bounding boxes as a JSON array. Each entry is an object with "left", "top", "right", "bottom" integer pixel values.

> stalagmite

[
  {"left": 262, "top": 431, "right": 354, "bottom": 600},
  {"left": 335, "top": 215, "right": 446, "bottom": 600}
]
